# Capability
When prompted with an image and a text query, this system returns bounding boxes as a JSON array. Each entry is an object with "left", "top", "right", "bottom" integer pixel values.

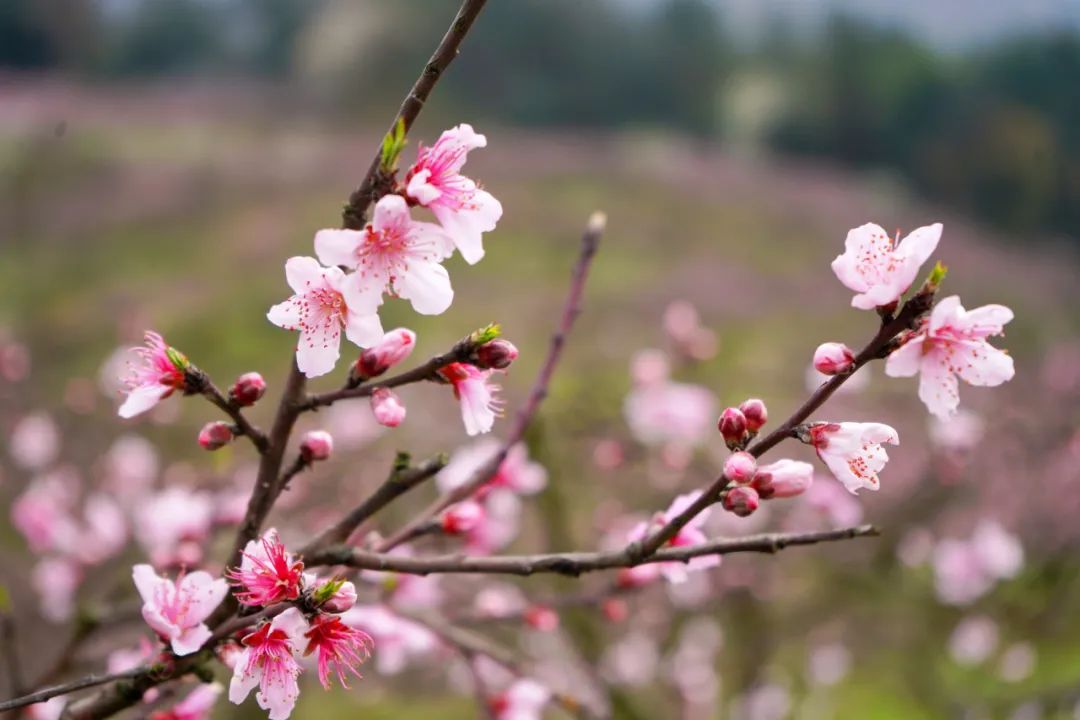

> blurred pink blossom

[
  {"left": 489, "top": 678, "right": 550, "bottom": 720},
  {"left": 135, "top": 487, "right": 214, "bottom": 567},
  {"left": 437, "top": 439, "right": 547, "bottom": 498},
  {"left": 341, "top": 605, "right": 440, "bottom": 676},
  {"left": 8, "top": 412, "right": 59, "bottom": 470},
  {"left": 625, "top": 491, "right": 719, "bottom": 584},
  {"left": 624, "top": 380, "right": 717, "bottom": 447},
  {"left": 152, "top": 683, "right": 222, "bottom": 720},
  {"left": 32, "top": 557, "right": 82, "bottom": 623},
  {"left": 948, "top": 615, "right": 999, "bottom": 666}
]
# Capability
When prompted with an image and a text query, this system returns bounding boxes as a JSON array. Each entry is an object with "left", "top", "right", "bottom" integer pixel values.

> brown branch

[
  {"left": 196, "top": 378, "right": 268, "bottom": 453},
  {"left": 300, "top": 453, "right": 448, "bottom": 556},
  {"left": 376, "top": 212, "right": 606, "bottom": 552},
  {"left": 0, "top": 667, "right": 146, "bottom": 713},
  {"left": 342, "top": 0, "right": 490, "bottom": 229},
  {"left": 308, "top": 525, "right": 879, "bottom": 577}
]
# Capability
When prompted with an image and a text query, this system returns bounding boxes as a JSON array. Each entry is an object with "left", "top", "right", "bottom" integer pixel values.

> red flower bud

[
  {"left": 229, "top": 372, "right": 266, "bottom": 406},
  {"left": 813, "top": 342, "right": 855, "bottom": 376},
  {"left": 718, "top": 407, "right": 748, "bottom": 449},
  {"left": 198, "top": 421, "right": 234, "bottom": 451},
  {"left": 351, "top": 328, "right": 417, "bottom": 383},
  {"left": 524, "top": 605, "right": 559, "bottom": 632},
  {"left": 723, "top": 486, "right": 760, "bottom": 517},
  {"left": 724, "top": 451, "right": 757, "bottom": 484},
  {"left": 474, "top": 339, "right": 519, "bottom": 370},
  {"left": 441, "top": 500, "right": 485, "bottom": 535},
  {"left": 739, "top": 398, "right": 768, "bottom": 432},
  {"left": 601, "top": 598, "right": 629, "bottom": 623},
  {"left": 300, "top": 430, "right": 333, "bottom": 462}
]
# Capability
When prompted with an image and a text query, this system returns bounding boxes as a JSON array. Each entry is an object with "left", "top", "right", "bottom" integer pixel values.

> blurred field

[{"left": 2, "top": 79, "right": 1080, "bottom": 718}]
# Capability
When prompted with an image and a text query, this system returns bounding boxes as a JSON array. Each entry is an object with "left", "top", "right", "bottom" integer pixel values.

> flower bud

[
  {"left": 724, "top": 451, "right": 757, "bottom": 484},
  {"left": 198, "top": 421, "right": 233, "bottom": 451},
  {"left": 717, "top": 407, "right": 748, "bottom": 450},
  {"left": 739, "top": 398, "right": 768, "bottom": 432},
  {"left": 524, "top": 605, "right": 559, "bottom": 632},
  {"left": 474, "top": 339, "right": 519, "bottom": 370},
  {"left": 723, "top": 486, "right": 760, "bottom": 517},
  {"left": 351, "top": 328, "right": 417, "bottom": 383},
  {"left": 751, "top": 459, "right": 814, "bottom": 499},
  {"left": 813, "top": 342, "right": 855, "bottom": 376},
  {"left": 300, "top": 430, "right": 333, "bottom": 462},
  {"left": 370, "top": 387, "right": 406, "bottom": 428},
  {"left": 228, "top": 372, "right": 266, "bottom": 406},
  {"left": 441, "top": 500, "right": 485, "bottom": 535},
  {"left": 314, "top": 579, "right": 357, "bottom": 614},
  {"left": 601, "top": 598, "right": 629, "bottom": 623}
]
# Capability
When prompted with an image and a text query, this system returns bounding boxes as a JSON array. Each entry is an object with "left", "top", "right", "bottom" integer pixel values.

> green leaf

[
  {"left": 469, "top": 323, "right": 502, "bottom": 345},
  {"left": 379, "top": 118, "right": 408, "bottom": 173}
]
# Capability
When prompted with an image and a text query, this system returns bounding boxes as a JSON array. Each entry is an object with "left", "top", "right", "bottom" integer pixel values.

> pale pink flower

[
  {"left": 807, "top": 643, "right": 851, "bottom": 687},
  {"left": 54, "top": 493, "right": 127, "bottom": 565},
  {"left": 133, "top": 564, "right": 227, "bottom": 656},
  {"left": 808, "top": 421, "right": 899, "bottom": 494},
  {"left": 107, "top": 636, "right": 156, "bottom": 674},
  {"left": 134, "top": 487, "right": 214, "bottom": 568},
  {"left": 8, "top": 412, "right": 59, "bottom": 470},
  {"left": 370, "top": 387, "right": 406, "bottom": 427},
  {"left": 933, "top": 522, "right": 1021, "bottom": 606},
  {"left": 490, "top": 679, "right": 551, "bottom": 720},
  {"left": 802, "top": 477, "right": 864, "bottom": 528},
  {"left": 302, "top": 614, "right": 374, "bottom": 689},
  {"left": 12, "top": 470, "right": 78, "bottom": 553},
  {"left": 315, "top": 195, "right": 454, "bottom": 315},
  {"left": 625, "top": 491, "right": 718, "bottom": 584},
  {"left": 227, "top": 529, "right": 305, "bottom": 607},
  {"left": 602, "top": 632, "right": 661, "bottom": 685},
  {"left": 624, "top": 381, "right": 717, "bottom": 447},
  {"left": 103, "top": 434, "right": 159, "bottom": 498},
  {"left": 228, "top": 608, "right": 308, "bottom": 720},
  {"left": 998, "top": 642, "right": 1036, "bottom": 683},
  {"left": 353, "top": 327, "right": 416, "bottom": 380},
  {"left": 151, "top": 683, "right": 223, "bottom": 720},
  {"left": 724, "top": 451, "right": 757, "bottom": 484},
  {"left": 341, "top": 605, "right": 440, "bottom": 676},
  {"left": 404, "top": 123, "right": 502, "bottom": 264},
  {"left": 948, "top": 616, "right": 999, "bottom": 666},
  {"left": 438, "top": 362, "right": 503, "bottom": 436},
  {"left": 970, "top": 520, "right": 1024, "bottom": 580},
  {"left": 629, "top": 348, "right": 670, "bottom": 387},
  {"left": 441, "top": 499, "right": 486, "bottom": 535},
  {"left": 33, "top": 557, "right": 82, "bottom": 623},
  {"left": 831, "top": 222, "right": 941, "bottom": 309},
  {"left": 360, "top": 546, "right": 444, "bottom": 610},
  {"left": 436, "top": 439, "right": 547, "bottom": 498},
  {"left": 751, "top": 459, "right": 814, "bottom": 499},
  {"left": 885, "top": 295, "right": 1015, "bottom": 419},
  {"left": 118, "top": 332, "right": 189, "bottom": 418},
  {"left": 928, "top": 409, "right": 985, "bottom": 451},
  {"left": 267, "top": 256, "right": 384, "bottom": 378}
]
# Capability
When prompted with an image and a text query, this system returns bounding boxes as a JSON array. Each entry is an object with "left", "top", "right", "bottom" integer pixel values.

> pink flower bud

[
  {"left": 724, "top": 451, "right": 757, "bottom": 484},
  {"left": 352, "top": 328, "right": 416, "bottom": 382},
  {"left": 602, "top": 598, "right": 629, "bottom": 623},
  {"left": 474, "top": 339, "right": 519, "bottom": 370},
  {"left": 441, "top": 500, "right": 485, "bottom": 535},
  {"left": 739, "top": 398, "right": 768, "bottom": 432},
  {"left": 751, "top": 459, "right": 814, "bottom": 499},
  {"left": 198, "top": 421, "right": 234, "bottom": 451},
  {"left": 229, "top": 372, "right": 266, "bottom": 406},
  {"left": 524, "top": 605, "right": 559, "bottom": 632},
  {"left": 370, "top": 387, "right": 406, "bottom": 428},
  {"left": 723, "top": 485, "right": 760, "bottom": 517},
  {"left": 718, "top": 407, "right": 748, "bottom": 449},
  {"left": 319, "top": 580, "right": 357, "bottom": 614},
  {"left": 813, "top": 342, "right": 855, "bottom": 376},
  {"left": 300, "top": 430, "right": 333, "bottom": 462}
]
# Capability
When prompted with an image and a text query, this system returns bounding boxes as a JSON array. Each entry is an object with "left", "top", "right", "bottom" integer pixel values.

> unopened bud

[
  {"left": 313, "top": 579, "right": 357, "bottom": 614},
  {"left": 718, "top": 407, "right": 748, "bottom": 450},
  {"left": 739, "top": 398, "right": 768, "bottom": 432},
  {"left": 524, "top": 605, "right": 559, "bottom": 632},
  {"left": 474, "top": 339, "right": 519, "bottom": 370},
  {"left": 601, "top": 598, "right": 629, "bottom": 623},
  {"left": 351, "top": 328, "right": 417, "bottom": 383},
  {"left": 723, "top": 486, "right": 760, "bottom": 517},
  {"left": 370, "top": 387, "right": 406, "bottom": 428},
  {"left": 441, "top": 500, "right": 485, "bottom": 535},
  {"left": 198, "top": 421, "right": 233, "bottom": 451},
  {"left": 300, "top": 430, "right": 333, "bottom": 462},
  {"left": 724, "top": 451, "right": 757, "bottom": 484},
  {"left": 813, "top": 342, "right": 855, "bottom": 376},
  {"left": 227, "top": 372, "right": 264, "bottom": 406},
  {"left": 751, "top": 459, "right": 814, "bottom": 499}
]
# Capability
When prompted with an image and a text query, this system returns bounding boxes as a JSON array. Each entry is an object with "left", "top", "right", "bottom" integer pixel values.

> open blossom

[
  {"left": 267, "top": 256, "right": 384, "bottom": 378},
  {"left": 303, "top": 614, "right": 374, "bottom": 689},
  {"left": 625, "top": 491, "right": 718, "bottom": 584},
  {"left": 404, "top": 123, "right": 502, "bottom": 264},
  {"left": 489, "top": 679, "right": 551, "bottom": 720},
  {"left": 118, "top": 332, "right": 189, "bottom": 418},
  {"left": 438, "top": 362, "right": 503, "bottom": 436},
  {"left": 151, "top": 683, "right": 223, "bottom": 720},
  {"left": 885, "top": 295, "right": 1015, "bottom": 419},
  {"left": 315, "top": 195, "right": 454, "bottom": 316},
  {"left": 831, "top": 222, "right": 941, "bottom": 310},
  {"left": 808, "top": 421, "right": 899, "bottom": 494},
  {"left": 229, "top": 608, "right": 308, "bottom": 720},
  {"left": 132, "top": 565, "right": 227, "bottom": 656},
  {"left": 227, "top": 529, "right": 305, "bottom": 607}
]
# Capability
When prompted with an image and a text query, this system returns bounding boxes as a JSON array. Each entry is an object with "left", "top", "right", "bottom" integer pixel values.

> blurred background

[{"left": 1, "top": 1, "right": 1079, "bottom": 718}]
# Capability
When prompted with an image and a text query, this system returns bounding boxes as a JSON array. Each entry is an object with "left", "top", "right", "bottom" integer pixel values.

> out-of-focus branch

[
  {"left": 376, "top": 212, "right": 606, "bottom": 552},
  {"left": 342, "top": 0, "right": 490, "bottom": 229},
  {"left": 0, "top": 666, "right": 147, "bottom": 713},
  {"left": 308, "top": 525, "right": 879, "bottom": 576}
]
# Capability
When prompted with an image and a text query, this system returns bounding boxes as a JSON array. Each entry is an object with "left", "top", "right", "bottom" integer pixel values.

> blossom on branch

[
  {"left": 303, "top": 614, "right": 374, "bottom": 689},
  {"left": 150, "top": 683, "right": 223, "bottom": 720},
  {"left": 624, "top": 491, "right": 719, "bottom": 585},
  {"left": 404, "top": 123, "right": 502, "bottom": 264},
  {"left": 438, "top": 362, "right": 503, "bottom": 436},
  {"left": 228, "top": 608, "right": 308, "bottom": 720},
  {"left": 807, "top": 421, "right": 899, "bottom": 494},
  {"left": 831, "top": 222, "right": 941, "bottom": 310},
  {"left": 118, "top": 331, "right": 189, "bottom": 418},
  {"left": 885, "top": 295, "right": 1015, "bottom": 419},
  {"left": 227, "top": 529, "right": 305, "bottom": 607},
  {"left": 489, "top": 678, "right": 551, "bottom": 720},
  {"left": 132, "top": 564, "right": 227, "bottom": 656}
]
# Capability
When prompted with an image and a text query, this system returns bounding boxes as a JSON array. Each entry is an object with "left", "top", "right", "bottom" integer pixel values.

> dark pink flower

[
  {"left": 303, "top": 614, "right": 374, "bottom": 689},
  {"left": 228, "top": 608, "right": 307, "bottom": 720},
  {"left": 118, "top": 332, "right": 188, "bottom": 418},
  {"left": 226, "top": 529, "right": 305, "bottom": 607}
]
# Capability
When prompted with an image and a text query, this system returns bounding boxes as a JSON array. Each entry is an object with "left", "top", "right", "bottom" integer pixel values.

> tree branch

[
  {"left": 197, "top": 379, "right": 268, "bottom": 453},
  {"left": 0, "top": 667, "right": 146, "bottom": 713}
]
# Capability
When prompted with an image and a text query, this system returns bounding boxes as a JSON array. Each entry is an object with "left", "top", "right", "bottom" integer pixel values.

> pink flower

[
  {"left": 490, "top": 679, "right": 551, "bottom": 720},
  {"left": 228, "top": 608, "right": 308, "bottom": 720},
  {"left": 438, "top": 362, "right": 503, "bottom": 436},
  {"left": 436, "top": 439, "right": 547, "bottom": 498},
  {"left": 267, "top": 256, "right": 384, "bottom": 378},
  {"left": 315, "top": 195, "right": 454, "bottom": 315},
  {"left": 150, "top": 683, "right": 223, "bottom": 720},
  {"left": 808, "top": 421, "right": 899, "bottom": 494},
  {"left": 229, "top": 372, "right": 267, "bottom": 407},
  {"left": 227, "top": 529, "right": 305, "bottom": 607},
  {"left": 353, "top": 327, "right": 416, "bottom": 381},
  {"left": 134, "top": 487, "right": 213, "bottom": 568},
  {"left": 831, "top": 222, "right": 941, "bottom": 309},
  {"left": 33, "top": 557, "right": 82, "bottom": 623},
  {"left": 751, "top": 459, "right": 814, "bottom": 499},
  {"left": 9, "top": 412, "right": 59, "bottom": 470},
  {"left": 340, "top": 605, "right": 440, "bottom": 676},
  {"left": 885, "top": 295, "right": 1015, "bottom": 419},
  {"left": 118, "top": 332, "right": 189, "bottom": 419},
  {"left": 370, "top": 387, "right": 406, "bottom": 427},
  {"left": 724, "top": 451, "right": 757, "bottom": 484},
  {"left": 303, "top": 614, "right": 374, "bottom": 689},
  {"left": 626, "top": 491, "right": 718, "bottom": 584},
  {"left": 812, "top": 342, "right": 855, "bottom": 376},
  {"left": 932, "top": 521, "right": 1022, "bottom": 606},
  {"left": 12, "top": 470, "right": 78, "bottom": 553},
  {"left": 132, "top": 565, "right": 227, "bottom": 656},
  {"left": 624, "top": 381, "right": 718, "bottom": 447},
  {"left": 300, "top": 430, "right": 333, "bottom": 462},
  {"left": 404, "top": 123, "right": 502, "bottom": 264},
  {"left": 441, "top": 499, "right": 486, "bottom": 535}
]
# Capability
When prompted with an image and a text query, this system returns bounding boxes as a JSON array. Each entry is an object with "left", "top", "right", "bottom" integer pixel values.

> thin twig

[
  {"left": 308, "top": 525, "right": 879, "bottom": 576},
  {"left": 376, "top": 212, "right": 606, "bottom": 552},
  {"left": 0, "top": 667, "right": 145, "bottom": 713},
  {"left": 198, "top": 380, "right": 268, "bottom": 453}
]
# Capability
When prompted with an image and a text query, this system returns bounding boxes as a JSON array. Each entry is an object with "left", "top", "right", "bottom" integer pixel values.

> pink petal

[
  {"left": 283, "top": 256, "right": 325, "bottom": 295},
  {"left": 896, "top": 223, "right": 942, "bottom": 265},
  {"left": 885, "top": 335, "right": 925, "bottom": 378},
  {"left": 171, "top": 623, "right": 212, "bottom": 656},
  {"left": 118, "top": 384, "right": 171, "bottom": 419},
  {"left": 314, "top": 229, "right": 363, "bottom": 269},
  {"left": 395, "top": 260, "right": 453, "bottom": 315}
]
